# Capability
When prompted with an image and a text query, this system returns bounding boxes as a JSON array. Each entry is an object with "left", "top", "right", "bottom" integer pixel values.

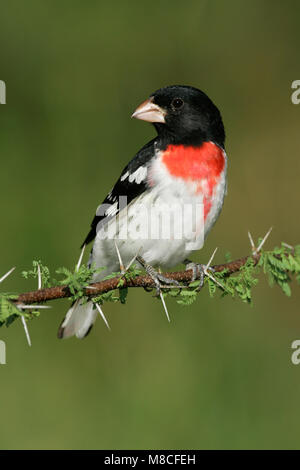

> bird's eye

[{"left": 171, "top": 98, "right": 184, "bottom": 109}]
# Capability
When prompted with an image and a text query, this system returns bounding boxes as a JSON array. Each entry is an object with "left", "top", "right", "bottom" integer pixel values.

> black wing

[{"left": 82, "top": 139, "right": 156, "bottom": 247}]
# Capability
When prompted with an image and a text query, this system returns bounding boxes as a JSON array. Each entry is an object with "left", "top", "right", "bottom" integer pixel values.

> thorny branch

[
  {"left": 1, "top": 227, "right": 300, "bottom": 345},
  {"left": 16, "top": 252, "right": 261, "bottom": 306}
]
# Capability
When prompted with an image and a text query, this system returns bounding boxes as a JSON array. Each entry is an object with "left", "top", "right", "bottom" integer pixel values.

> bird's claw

[
  {"left": 153, "top": 273, "right": 181, "bottom": 296},
  {"left": 184, "top": 260, "right": 215, "bottom": 291},
  {"left": 137, "top": 255, "right": 180, "bottom": 296}
]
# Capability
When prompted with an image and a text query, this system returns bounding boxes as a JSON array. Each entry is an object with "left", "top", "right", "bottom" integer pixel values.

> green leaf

[
  {"left": 176, "top": 289, "right": 197, "bottom": 305},
  {"left": 55, "top": 263, "right": 104, "bottom": 301},
  {"left": 0, "top": 293, "right": 22, "bottom": 327},
  {"left": 22, "top": 260, "right": 52, "bottom": 288},
  {"left": 119, "top": 287, "right": 128, "bottom": 304}
]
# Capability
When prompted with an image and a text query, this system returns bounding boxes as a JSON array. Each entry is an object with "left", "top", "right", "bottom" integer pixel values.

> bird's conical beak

[{"left": 131, "top": 98, "right": 166, "bottom": 123}]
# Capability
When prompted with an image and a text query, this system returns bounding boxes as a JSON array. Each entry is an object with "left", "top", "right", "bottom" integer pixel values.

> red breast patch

[{"left": 161, "top": 141, "right": 226, "bottom": 219}]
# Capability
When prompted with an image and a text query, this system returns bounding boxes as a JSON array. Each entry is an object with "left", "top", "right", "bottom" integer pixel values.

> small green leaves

[
  {"left": 93, "top": 290, "right": 119, "bottom": 305},
  {"left": 176, "top": 289, "right": 198, "bottom": 305},
  {"left": 119, "top": 287, "right": 128, "bottom": 304},
  {"left": 207, "top": 276, "right": 218, "bottom": 297},
  {"left": 220, "top": 258, "right": 258, "bottom": 303},
  {"left": 1, "top": 241, "right": 300, "bottom": 330},
  {"left": 0, "top": 293, "right": 21, "bottom": 327},
  {"left": 22, "top": 260, "right": 52, "bottom": 288},
  {"left": 56, "top": 263, "right": 104, "bottom": 301},
  {"left": 258, "top": 243, "right": 300, "bottom": 297}
]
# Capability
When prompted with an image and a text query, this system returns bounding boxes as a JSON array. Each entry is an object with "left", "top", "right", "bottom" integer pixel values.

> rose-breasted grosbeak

[{"left": 59, "top": 85, "right": 227, "bottom": 339}]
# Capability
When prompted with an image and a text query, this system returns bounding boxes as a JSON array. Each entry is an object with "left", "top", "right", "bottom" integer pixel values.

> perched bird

[{"left": 58, "top": 85, "right": 227, "bottom": 339}]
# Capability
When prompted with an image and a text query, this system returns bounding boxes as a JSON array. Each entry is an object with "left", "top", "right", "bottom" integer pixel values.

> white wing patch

[
  {"left": 128, "top": 166, "right": 147, "bottom": 184},
  {"left": 105, "top": 201, "right": 118, "bottom": 217},
  {"left": 120, "top": 171, "right": 129, "bottom": 182},
  {"left": 107, "top": 191, "right": 117, "bottom": 202}
]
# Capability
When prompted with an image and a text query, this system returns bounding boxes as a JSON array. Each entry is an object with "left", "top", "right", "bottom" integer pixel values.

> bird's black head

[{"left": 132, "top": 85, "right": 225, "bottom": 149}]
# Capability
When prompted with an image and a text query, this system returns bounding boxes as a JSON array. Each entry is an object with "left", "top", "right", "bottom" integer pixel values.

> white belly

[{"left": 90, "top": 161, "right": 226, "bottom": 280}]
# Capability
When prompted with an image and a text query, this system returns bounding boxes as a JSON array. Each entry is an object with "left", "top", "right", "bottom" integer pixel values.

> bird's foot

[
  {"left": 137, "top": 256, "right": 180, "bottom": 296},
  {"left": 184, "top": 259, "right": 215, "bottom": 291}
]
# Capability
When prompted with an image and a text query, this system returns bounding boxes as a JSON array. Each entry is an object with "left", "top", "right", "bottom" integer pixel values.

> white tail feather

[{"left": 58, "top": 300, "right": 97, "bottom": 339}]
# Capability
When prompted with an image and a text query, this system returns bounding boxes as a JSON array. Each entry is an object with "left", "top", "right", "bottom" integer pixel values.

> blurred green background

[{"left": 0, "top": 0, "right": 300, "bottom": 450}]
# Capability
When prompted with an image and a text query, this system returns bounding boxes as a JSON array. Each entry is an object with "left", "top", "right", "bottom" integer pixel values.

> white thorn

[
  {"left": 124, "top": 248, "right": 141, "bottom": 272},
  {"left": 206, "top": 247, "right": 218, "bottom": 271},
  {"left": 21, "top": 316, "right": 31, "bottom": 347},
  {"left": 76, "top": 244, "right": 86, "bottom": 272},
  {"left": 203, "top": 247, "right": 224, "bottom": 290},
  {"left": 0, "top": 266, "right": 16, "bottom": 284},
  {"left": 114, "top": 241, "right": 124, "bottom": 272},
  {"left": 95, "top": 302, "right": 111, "bottom": 330},
  {"left": 205, "top": 270, "right": 225, "bottom": 290},
  {"left": 37, "top": 263, "right": 42, "bottom": 289},
  {"left": 255, "top": 227, "right": 273, "bottom": 254},
  {"left": 282, "top": 242, "right": 293, "bottom": 250},
  {"left": 248, "top": 231, "right": 256, "bottom": 252},
  {"left": 159, "top": 292, "right": 170, "bottom": 322},
  {"left": 17, "top": 304, "right": 52, "bottom": 309}
]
